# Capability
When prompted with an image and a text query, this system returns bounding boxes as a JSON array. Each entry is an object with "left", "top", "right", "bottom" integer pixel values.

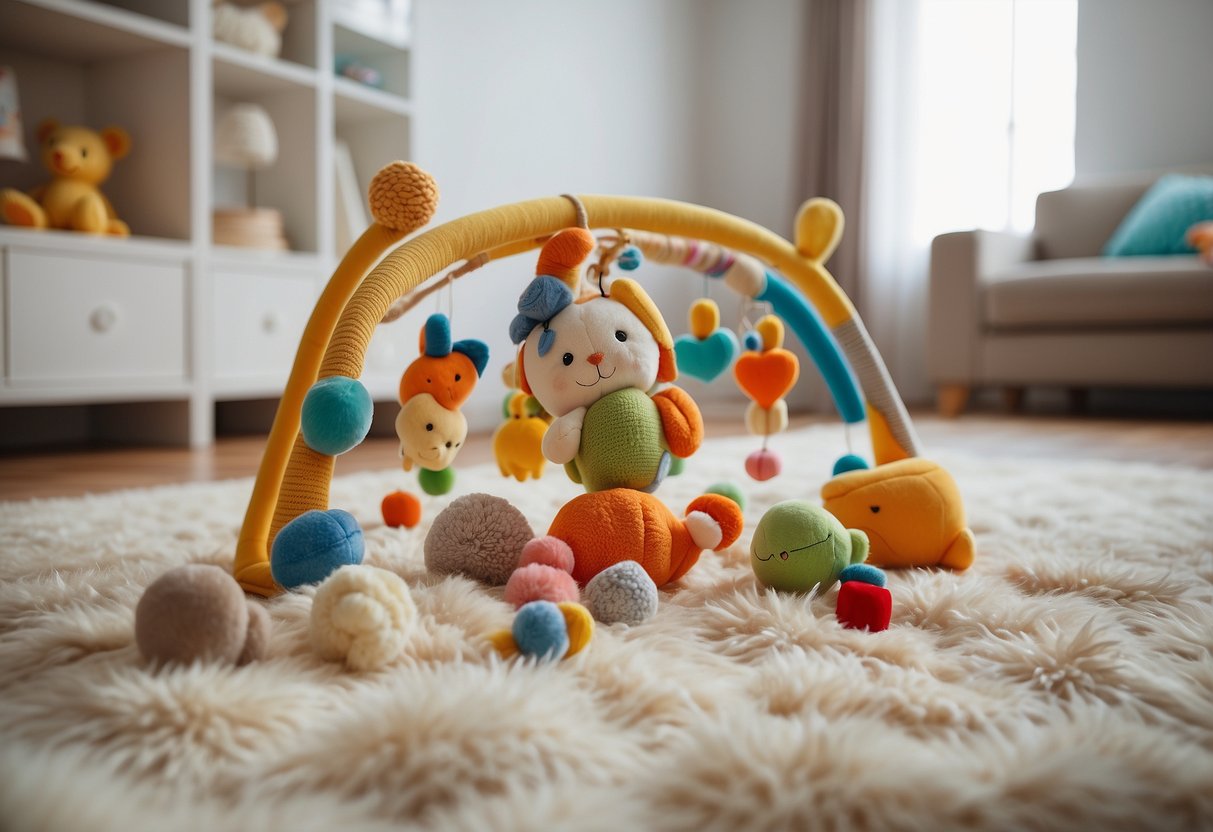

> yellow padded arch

[{"left": 235, "top": 191, "right": 911, "bottom": 596}]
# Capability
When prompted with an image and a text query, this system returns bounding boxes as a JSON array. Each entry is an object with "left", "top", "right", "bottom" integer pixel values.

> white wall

[
  {"left": 407, "top": 0, "right": 831, "bottom": 430},
  {"left": 410, "top": 0, "right": 707, "bottom": 430},
  {"left": 1075, "top": 0, "right": 1213, "bottom": 178}
]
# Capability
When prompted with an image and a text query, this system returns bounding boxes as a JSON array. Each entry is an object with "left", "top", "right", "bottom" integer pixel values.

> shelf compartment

[
  {"left": 333, "top": 19, "right": 410, "bottom": 99},
  {"left": 0, "top": 0, "right": 191, "bottom": 60},
  {"left": 334, "top": 77, "right": 412, "bottom": 121},
  {"left": 213, "top": 43, "right": 319, "bottom": 97},
  {"left": 0, "top": 42, "right": 192, "bottom": 240},
  {"left": 212, "top": 84, "right": 319, "bottom": 253}
]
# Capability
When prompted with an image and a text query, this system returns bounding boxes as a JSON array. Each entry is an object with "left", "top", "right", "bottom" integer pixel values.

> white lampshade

[{"left": 214, "top": 103, "right": 278, "bottom": 169}]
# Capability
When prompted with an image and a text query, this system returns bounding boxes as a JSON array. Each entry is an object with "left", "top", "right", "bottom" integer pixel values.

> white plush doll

[{"left": 509, "top": 229, "right": 703, "bottom": 493}]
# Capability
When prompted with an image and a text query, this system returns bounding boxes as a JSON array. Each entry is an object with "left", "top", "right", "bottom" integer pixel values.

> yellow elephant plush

[{"left": 1, "top": 119, "right": 132, "bottom": 236}]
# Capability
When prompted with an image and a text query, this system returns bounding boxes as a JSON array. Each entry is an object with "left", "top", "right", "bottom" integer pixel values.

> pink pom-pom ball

[
  {"left": 503, "top": 563, "right": 580, "bottom": 609},
  {"left": 518, "top": 536, "right": 575, "bottom": 573},
  {"left": 745, "top": 449, "right": 782, "bottom": 481}
]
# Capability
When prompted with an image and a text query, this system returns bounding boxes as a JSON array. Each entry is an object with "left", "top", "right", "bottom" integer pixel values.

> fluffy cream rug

[{"left": 2, "top": 426, "right": 1211, "bottom": 831}]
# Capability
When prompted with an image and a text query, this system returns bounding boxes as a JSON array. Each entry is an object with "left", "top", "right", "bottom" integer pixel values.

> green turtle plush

[{"left": 750, "top": 500, "right": 869, "bottom": 593}]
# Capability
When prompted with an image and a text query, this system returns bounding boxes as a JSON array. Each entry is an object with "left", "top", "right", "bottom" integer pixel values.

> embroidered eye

[
  {"left": 426, "top": 378, "right": 431, "bottom": 383},
  {"left": 870, "top": 506, "right": 880, "bottom": 513},
  {"left": 615, "top": 330, "right": 627, "bottom": 342},
  {"left": 426, "top": 423, "right": 434, "bottom": 431},
  {"left": 562, "top": 353, "right": 574, "bottom": 366},
  {"left": 81, "top": 147, "right": 88, "bottom": 158},
  {"left": 454, "top": 374, "right": 461, "bottom": 381},
  {"left": 445, "top": 441, "right": 452, "bottom": 448}
]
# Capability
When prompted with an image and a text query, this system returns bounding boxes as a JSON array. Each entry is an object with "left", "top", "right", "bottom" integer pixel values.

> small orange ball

[{"left": 382, "top": 490, "right": 422, "bottom": 528}]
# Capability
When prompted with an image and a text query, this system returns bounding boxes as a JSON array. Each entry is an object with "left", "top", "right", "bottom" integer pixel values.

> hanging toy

[
  {"left": 394, "top": 312, "right": 488, "bottom": 496},
  {"left": 733, "top": 314, "right": 799, "bottom": 481},
  {"left": 674, "top": 298, "right": 740, "bottom": 383},
  {"left": 493, "top": 362, "right": 551, "bottom": 482}
]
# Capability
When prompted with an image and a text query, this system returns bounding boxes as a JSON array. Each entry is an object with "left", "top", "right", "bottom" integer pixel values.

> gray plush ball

[
  {"left": 583, "top": 561, "right": 659, "bottom": 625},
  {"left": 424, "top": 493, "right": 534, "bottom": 585},
  {"left": 135, "top": 564, "right": 267, "bottom": 666}
]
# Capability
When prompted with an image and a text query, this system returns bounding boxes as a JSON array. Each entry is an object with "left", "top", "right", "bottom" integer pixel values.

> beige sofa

[{"left": 928, "top": 171, "right": 1213, "bottom": 415}]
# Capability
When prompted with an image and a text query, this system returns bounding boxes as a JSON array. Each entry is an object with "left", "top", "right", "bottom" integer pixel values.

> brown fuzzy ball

[
  {"left": 135, "top": 564, "right": 268, "bottom": 666},
  {"left": 424, "top": 493, "right": 534, "bottom": 585}
]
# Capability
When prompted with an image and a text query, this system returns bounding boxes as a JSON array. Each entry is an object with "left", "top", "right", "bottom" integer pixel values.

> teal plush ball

[
  {"left": 512, "top": 600, "right": 569, "bottom": 660},
  {"left": 300, "top": 376, "right": 373, "bottom": 456},
  {"left": 840, "top": 563, "right": 887, "bottom": 588},
  {"left": 833, "top": 454, "right": 870, "bottom": 475},
  {"left": 271, "top": 509, "right": 364, "bottom": 590},
  {"left": 418, "top": 466, "right": 455, "bottom": 496},
  {"left": 706, "top": 481, "right": 746, "bottom": 510}
]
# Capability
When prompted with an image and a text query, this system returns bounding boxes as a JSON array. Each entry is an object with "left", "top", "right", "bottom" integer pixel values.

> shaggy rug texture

[{"left": 2, "top": 426, "right": 1211, "bottom": 831}]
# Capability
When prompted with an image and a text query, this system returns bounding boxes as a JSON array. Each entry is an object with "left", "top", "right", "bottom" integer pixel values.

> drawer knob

[
  {"left": 89, "top": 303, "right": 120, "bottom": 334},
  {"left": 262, "top": 313, "right": 279, "bottom": 334}
]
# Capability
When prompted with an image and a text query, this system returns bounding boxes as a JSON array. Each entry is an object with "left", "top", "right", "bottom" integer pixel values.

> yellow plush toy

[
  {"left": 822, "top": 458, "right": 975, "bottom": 570},
  {"left": 1, "top": 119, "right": 132, "bottom": 236}
]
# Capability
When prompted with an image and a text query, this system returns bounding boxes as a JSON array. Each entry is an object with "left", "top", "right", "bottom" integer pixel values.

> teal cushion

[{"left": 1103, "top": 174, "right": 1213, "bottom": 256}]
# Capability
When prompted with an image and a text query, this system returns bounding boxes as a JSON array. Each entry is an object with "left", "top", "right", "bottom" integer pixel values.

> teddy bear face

[
  {"left": 38, "top": 122, "right": 130, "bottom": 186},
  {"left": 522, "top": 296, "right": 660, "bottom": 417}
]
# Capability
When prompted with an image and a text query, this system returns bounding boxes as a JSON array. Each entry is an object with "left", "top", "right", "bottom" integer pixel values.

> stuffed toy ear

[
  {"left": 452, "top": 339, "right": 489, "bottom": 377},
  {"left": 536, "top": 228, "right": 595, "bottom": 291},
  {"left": 510, "top": 275, "right": 573, "bottom": 345},
  {"left": 100, "top": 126, "right": 132, "bottom": 161},
  {"left": 607, "top": 278, "right": 678, "bottom": 382},
  {"left": 516, "top": 347, "right": 532, "bottom": 395},
  {"left": 36, "top": 118, "right": 60, "bottom": 144},
  {"left": 422, "top": 313, "right": 452, "bottom": 357}
]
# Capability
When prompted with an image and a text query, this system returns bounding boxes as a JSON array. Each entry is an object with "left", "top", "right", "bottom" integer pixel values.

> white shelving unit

[{"left": 0, "top": 0, "right": 414, "bottom": 447}]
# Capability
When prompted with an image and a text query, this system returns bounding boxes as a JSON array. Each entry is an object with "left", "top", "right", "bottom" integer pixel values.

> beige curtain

[{"left": 796, "top": 0, "right": 870, "bottom": 310}]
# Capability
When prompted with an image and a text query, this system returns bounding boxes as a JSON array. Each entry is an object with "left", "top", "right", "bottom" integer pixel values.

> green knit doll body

[{"left": 565, "top": 388, "right": 670, "bottom": 493}]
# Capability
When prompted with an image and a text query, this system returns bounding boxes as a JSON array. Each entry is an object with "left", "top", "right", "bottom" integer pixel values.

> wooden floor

[{"left": 2, "top": 409, "right": 1211, "bottom": 501}]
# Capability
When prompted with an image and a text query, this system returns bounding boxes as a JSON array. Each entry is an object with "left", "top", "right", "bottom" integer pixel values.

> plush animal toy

[
  {"left": 494, "top": 390, "right": 550, "bottom": 481},
  {"left": 751, "top": 500, "right": 868, "bottom": 594},
  {"left": 395, "top": 313, "right": 488, "bottom": 480},
  {"left": 822, "top": 457, "right": 975, "bottom": 570},
  {"left": 212, "top": 1, "right": 288, "bottom": 58},
  {"left": 1, "top": 119, "right": 131, "bottom": 236},
  {"left": 509, "top": 228, "right": 703, "bottom": 493},
  {"left": 751, "top": 501, "right": 891, "bottom": 632}
]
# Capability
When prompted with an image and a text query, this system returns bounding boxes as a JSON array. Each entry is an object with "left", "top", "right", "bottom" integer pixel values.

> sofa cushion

[
  {"left": 1103, "top": 174, "right": 1213, "bottom": 256},
  {"left": 983, "top": 257, "right": 1213, "bottom": 329}
]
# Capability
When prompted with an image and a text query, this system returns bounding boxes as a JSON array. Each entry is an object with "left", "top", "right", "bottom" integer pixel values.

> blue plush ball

[
  {"left": 512, "top": 601, "right": 570, "bottom": 660},
  {"left": 301, "top": 376, "right": 373, "bottom": 456},
  {"left": 839, "top": 563, "right": 887, "bottom": 588},
  {"left": 617, "top": 245, "right": 642, "bottom": 271},
  {"left": 833, "top": 454, "right": 870, "bottom": 475},
  {"left": 271, "top": 509, "right": 365, "bottom": 590},
  {"left": 743, "top": 330, "right": 763, "bottom": 352}
]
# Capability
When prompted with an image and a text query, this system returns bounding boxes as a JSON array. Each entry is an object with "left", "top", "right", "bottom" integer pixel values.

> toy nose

[
  {"left": 53, "top": 151, "right": 64, "bottom": 164},
  {"left": 587, "top": 352, "right": 604, "bottom": 366}
]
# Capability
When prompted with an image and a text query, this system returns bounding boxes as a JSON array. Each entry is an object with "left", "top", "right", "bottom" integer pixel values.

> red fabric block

[{"left": 837, "top": 581, "right": 892, "bottom": 632}]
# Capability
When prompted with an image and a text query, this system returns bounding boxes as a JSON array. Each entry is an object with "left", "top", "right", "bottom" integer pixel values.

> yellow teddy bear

[{"left": 1, "top": 119, "right": 132, "bottom": 236}]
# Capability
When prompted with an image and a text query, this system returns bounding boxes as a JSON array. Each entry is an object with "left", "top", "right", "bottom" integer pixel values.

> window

[{"left": 911, "top": 0, "right": 1077, "bottom": 241}]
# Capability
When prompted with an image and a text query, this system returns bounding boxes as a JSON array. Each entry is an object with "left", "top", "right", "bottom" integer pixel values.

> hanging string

[
  {"left": 843, "top": 420, "right": 854, "bottom": 455},
  {"left": 380, "top": 254, "right": 486, "bottom": 324}
]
